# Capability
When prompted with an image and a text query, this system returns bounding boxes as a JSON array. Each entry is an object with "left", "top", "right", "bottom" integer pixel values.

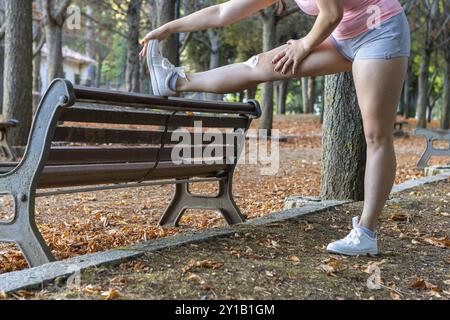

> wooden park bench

[
  {"left": 413, "top": 128, "right": 450, "bottom": 168},
  {"left": 0, "top": 119, "right": 18, "bottom": 162},
  {"left": 0, "top": 79, "right": 261, "bottom": 267}
]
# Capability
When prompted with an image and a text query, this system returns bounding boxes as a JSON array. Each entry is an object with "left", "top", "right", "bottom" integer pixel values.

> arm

[
  {"left": 169, "top": 0, "right": 278, "bottom": 32},
  {"left": 140, "top": 0, "right": 277, "bottom": 51},
  {"left": 273, "top": 0, "right": 344, "bottom": 74}
]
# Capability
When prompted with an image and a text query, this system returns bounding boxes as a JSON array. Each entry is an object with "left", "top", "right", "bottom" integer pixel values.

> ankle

[{"left": 176, "top": 76, "right": 188, "bottom": 91}]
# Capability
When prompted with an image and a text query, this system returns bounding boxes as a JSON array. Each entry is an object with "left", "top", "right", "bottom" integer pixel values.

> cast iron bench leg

[
  {"left": 159, "top": 172, "right": 245, "bottom": 227},
  {"left": 0, "top": 190, "right": 54, "bottom": 267}
]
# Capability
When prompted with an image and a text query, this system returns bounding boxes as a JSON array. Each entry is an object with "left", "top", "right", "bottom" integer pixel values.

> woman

[{"left": 140, "top": 0, "right": 411, "bottom": 256}]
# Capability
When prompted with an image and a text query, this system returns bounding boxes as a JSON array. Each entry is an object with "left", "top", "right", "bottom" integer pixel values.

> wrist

[
  {"left": 301, "top": 37, "right": 314, "bottom": 52},
  {"left": 164, "top": 22, "right": 175, "bottom": 34}
]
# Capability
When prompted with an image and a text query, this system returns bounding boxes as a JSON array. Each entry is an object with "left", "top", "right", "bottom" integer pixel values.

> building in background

[{"left": 39, "top": 44, "right": 96, "bottom": 95}]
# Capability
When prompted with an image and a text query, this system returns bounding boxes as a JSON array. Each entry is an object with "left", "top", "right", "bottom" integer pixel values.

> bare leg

[
  {"left": 177, "top": 39, "right": 352, "bottom": 94},
  {"left": 353, "top": 58, "right": 408, "bottom": 231}
]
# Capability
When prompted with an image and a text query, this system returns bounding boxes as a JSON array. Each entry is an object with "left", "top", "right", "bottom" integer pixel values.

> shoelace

[
  {"left": 342, "top": 229, "right": 362, "bottom": 245},
  {"left": 161, "top": 58, "right": 189, "bottom": 81}
]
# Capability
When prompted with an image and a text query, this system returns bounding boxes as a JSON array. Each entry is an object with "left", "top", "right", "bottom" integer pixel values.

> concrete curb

[
  {"left": 1, "top": 174, "right": 449, "bottom": 293},
  {"left": 390, "top": 173, "right": 450, "bottom": 194}
]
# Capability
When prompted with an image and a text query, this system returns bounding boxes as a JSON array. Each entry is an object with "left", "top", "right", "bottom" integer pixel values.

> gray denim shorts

[{"left": 330, "top": 11, "right": 411, "bottom": 61}]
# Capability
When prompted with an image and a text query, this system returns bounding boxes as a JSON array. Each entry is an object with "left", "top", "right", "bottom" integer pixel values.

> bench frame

[
  {"left": 414, "top": 128, "right": 450, "bottom": 168},
  {"left": 0, "top": 119, "right": 18, "bottom": 162},
  {"left": 0, "top": 79, "right": 261, "bottom": 267}
]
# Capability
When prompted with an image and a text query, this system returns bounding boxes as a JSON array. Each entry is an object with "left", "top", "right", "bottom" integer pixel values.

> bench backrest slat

[{"left": 47, "top": 146, "right": 234, "bottom": 165}]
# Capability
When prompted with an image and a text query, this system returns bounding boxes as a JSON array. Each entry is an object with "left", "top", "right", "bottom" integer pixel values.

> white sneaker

[
  {"left": 146, "top": 40, "right": 187, "bottom": 96},
  {"left": 326, "top": 217, "right": 378, "bottom": 256}
]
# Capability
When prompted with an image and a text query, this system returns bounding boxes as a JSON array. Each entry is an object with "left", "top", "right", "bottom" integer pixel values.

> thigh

[
  {"left": 352, "top": 58, "right": 408, "bottom": 135},
  {"left": 253, "top": 38, "right": 353, "bottom": 82}
]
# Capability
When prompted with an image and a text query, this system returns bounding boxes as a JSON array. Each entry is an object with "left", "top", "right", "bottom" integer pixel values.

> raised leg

[
  {"left": 177, "top": 38, "right": 352, "bottom": 94},
  {"left": 159, "top": 175, "right": 245, "bottom": 227}
]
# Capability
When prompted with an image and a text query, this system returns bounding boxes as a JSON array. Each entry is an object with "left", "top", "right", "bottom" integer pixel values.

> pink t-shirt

[{"left": 295, "top": 0, "right": 404, "bottom": 40}]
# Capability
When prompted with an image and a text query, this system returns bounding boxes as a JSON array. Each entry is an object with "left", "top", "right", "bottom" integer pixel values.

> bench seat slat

[
  {"left": 0, "top": 162, "right": 228, "bottom": 188},
  {"left": 37, "top": 162, "right": 228, "bottom": 188},
  {"left": 61, "top": 106, "right": 249, "bottom": 129},
  {"left": 54, "top": 126, "right": 240, "bottom": 145}
]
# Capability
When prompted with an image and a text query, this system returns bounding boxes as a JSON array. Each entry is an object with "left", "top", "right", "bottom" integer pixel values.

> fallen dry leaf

[
  {"left": 319, "top": 258, "right": 346, "bottom": 276},
  {"left": 390, "top": 213, "right": 410, "bottom": 222},
  {"left": 421, "top": 236, "right": 450, "bottom": 248},
  {"left": 182, "top": 259, "right": 223, "bottom": 273},
  {"left": 101, "top": 288, "right": 121, "bottom": 300},
  {"left": 390, "top": 292, "right": 401, "bottom": 300},
  {"left": 83, "top": 284, "right": 102, "bottom": 294},
  {"left": 287, "top": 255, "right": 300, "bottom": 263},
  {"left": 409, "top": 278, "right": 439, "bottom": 291},
  {"left": 0, "top": 291, "right": 7, "bottom": 299}
]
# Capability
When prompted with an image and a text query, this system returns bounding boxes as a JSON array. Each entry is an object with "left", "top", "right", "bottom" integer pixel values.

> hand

[
  {"left": 272, "top": 39, "right": 312, "bottom": 75},
  {"left": 139, "top": 25, "right": 172, "bottom": 57}
]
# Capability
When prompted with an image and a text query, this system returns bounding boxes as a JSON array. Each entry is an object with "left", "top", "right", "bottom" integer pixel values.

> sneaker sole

[
  {"left": 147, "top": 40, "right": 161, "bottom": 96},
  {"left": 327, "top": 248, "right": 378, "bottom": 256}
]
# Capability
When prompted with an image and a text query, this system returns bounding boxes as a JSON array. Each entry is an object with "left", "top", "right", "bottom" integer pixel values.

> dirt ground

[
  {"left": 4, "top": 178, "right": 449, "bottom": 300},
  {"left": 0, "top": 115, "right": 449, "bottom": 275}
]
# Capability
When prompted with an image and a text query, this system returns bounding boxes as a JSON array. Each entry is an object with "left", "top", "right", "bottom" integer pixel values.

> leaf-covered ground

[
  {"left": 3, "top": 179, "right": 449, "bottom": 300},
  {"left": 0, "top": 115, "right": 448, "bottom": 275}
]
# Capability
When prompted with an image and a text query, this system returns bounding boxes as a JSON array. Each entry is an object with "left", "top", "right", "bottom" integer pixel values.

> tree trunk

[
  {"left": 321, "top": 73, "right": 366, "bottom": 201},
  {"left": 302, "top": 77, "right": 310, "bottom": 113},
  {"left": 157, "top": 0, "right": 178, "bottom": 65},
  {"left": 126, "top": 0, "right": 142, "bottom": 93},
  {"left": 206, "top": 29, "right": 222, "bottom": 101},
  {"left": 3, "top": 0, "right": 33, "bottom": 146},
  {"left": 416, "top": 50, "right": 431, "bottom": 128},
  {"left": 441, "top": 49, "right": 450, "bottom": 130},
  {"left": 259, "top": 9, "right": 277, "bottom": 133},
  {"left": 247, "top": 86, "right": 257, "bottom": 100},
  {"left": 307, "top": 77, "right": 316, "bottom": 114},
  {"left": 44, "top": 23, "right": 64, "bottom": 83},
  {"left": 85, "top": 5, "right": 96, "bottom": 86},
  {"left": 0, "top": 43, "right": 4, "bottom": 114},
  {"left": 403, "top": 62, "right": 412, "bottom": 118},
  {"left": 277, "top": 80, "right": 288, "bottom": 114}
]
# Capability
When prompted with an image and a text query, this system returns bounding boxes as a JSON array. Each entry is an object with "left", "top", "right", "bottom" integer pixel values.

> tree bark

[
  {"left": 441, "top": 47, "right": 450, "bottom": 130},
  {"left": 259, "top": 8, "right": 277, "bottom": 134},
  {"left": 126, "top": 0, "right": 142, "bottom": 93},
  {"left": 277, "top": 80, "right": 288, "bottom": 114},
  {"left": 206, "top": 29, "right": 222, "bottom": 101},
  {"left": 321, "top": 73, "right": 366, "bottom": 201},
  {"left": 41, "top": 0, "right": 72, "bottom": 85},
  {"left": 416, "top": 49, "right": 431, "bottom": 128},
  {"left": 302, "top": 77, "right": 310, "bottom": 113},
  {"left": 307, "top": 77, "right": 316, "bottom": 113},
  {"left": 156, "top": 0, "right": 178, "bottom": 65},
  {"left": 85, "top": 5, "right": 96, "bottom": 86},
  {"left": 3, "top": 0, "right": 33, "bottom": 146}
]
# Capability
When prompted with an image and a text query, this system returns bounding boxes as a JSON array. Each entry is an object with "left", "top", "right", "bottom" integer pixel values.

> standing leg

[{"left": 352, "top": 58, "right": 408, "bottom": 230}]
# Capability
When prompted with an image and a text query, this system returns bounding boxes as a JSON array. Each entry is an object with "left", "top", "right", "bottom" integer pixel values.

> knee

[
  {"left": 243, "top": 53, "right": 272, "bottom": 75},
  {"left": 365, "top": 131, "right": 393, "bottom": 150}
]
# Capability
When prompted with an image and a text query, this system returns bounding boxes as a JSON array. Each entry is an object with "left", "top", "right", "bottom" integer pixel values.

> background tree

[
  {"left": 40, "top": 0, "right": 72, "bottom": 85},
  {"left": 3, "top": 0, "right": 33, "bottom": 146},
  {"left": 321, "top": 73, "right": 366, "bottom": 200}
]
